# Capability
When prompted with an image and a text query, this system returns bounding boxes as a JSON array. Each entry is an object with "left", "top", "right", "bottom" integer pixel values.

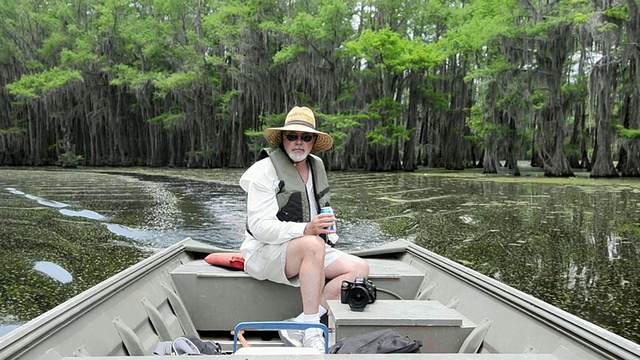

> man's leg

[
  {"left": 321, "top": 253, "right": 370, "bottom": 308},
  {"left": 282, "top": 235, "right": 327, "bottom": 351},
  {"left": 284, "top": 235, "right": 326, "bottom": 315}
]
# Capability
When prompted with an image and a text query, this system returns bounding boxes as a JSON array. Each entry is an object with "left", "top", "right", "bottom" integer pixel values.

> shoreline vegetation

[
  {"left": 74, "top": 162, "right": 640, "bottom": 188},
  {"left": 1, "top": 0, "right": 639, "bottom": 179}
]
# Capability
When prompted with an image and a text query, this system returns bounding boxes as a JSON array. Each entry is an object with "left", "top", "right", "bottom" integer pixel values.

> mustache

[{"left": 292, "top": 146, "right": 305, "bottom": 151}]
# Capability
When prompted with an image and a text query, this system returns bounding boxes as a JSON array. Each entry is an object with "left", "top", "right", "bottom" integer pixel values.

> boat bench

[{"left": 169, "top": 258, "right": 425, "bottom": 331}]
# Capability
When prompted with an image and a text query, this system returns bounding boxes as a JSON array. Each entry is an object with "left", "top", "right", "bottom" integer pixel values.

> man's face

[{"left": 283, "top": 131, "right": 316, "bottom": 163}]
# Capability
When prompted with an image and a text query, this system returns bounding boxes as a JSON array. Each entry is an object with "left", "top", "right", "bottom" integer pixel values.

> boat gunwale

[
  {"left": 395, "top": 240, "right": 640, "bottom": 359},
  {"left": 0, "top": 238, "right": 197, "bottom": 358}
]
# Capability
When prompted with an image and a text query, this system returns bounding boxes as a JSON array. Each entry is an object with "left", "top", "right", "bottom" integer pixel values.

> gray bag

[
  {"left": 154, "top": 334, "right": 222, "bottom": 356},
  {"left": 328, "top": 329, "right": 422, "bottom": 354}
]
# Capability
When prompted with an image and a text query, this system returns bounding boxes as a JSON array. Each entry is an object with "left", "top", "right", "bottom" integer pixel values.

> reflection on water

[
  {"left": 0, "top": 169, "right": 639, "bottom": 343},
  {"left": 34, "top": 261, "right": 73, "bottom": 284},
  {"left": 0, "top": 323, "right": 19, "bottom": 338},
  {"left": 6, "top": 187, "right": 69, "bottom": 208},
  {"left": 105, "top": 223, "right": 150, "bottom": 240},
  {"left": 605, "top": 233, "right": 621, "bottom": 260},
  {"left": 58, "top": 209, "right": 105, "bottom": 220}
]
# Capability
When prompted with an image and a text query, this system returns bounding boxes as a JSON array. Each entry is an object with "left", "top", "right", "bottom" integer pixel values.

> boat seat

[{"left": 169, "top": 257, "right": 425, "bottom": 331}]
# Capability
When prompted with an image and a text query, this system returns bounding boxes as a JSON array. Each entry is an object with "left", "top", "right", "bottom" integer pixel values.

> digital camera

[{"left": 340, "top": 276, "right": 377, "bottom": 311}]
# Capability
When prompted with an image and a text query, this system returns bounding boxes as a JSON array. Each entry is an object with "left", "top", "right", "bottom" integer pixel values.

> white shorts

[{"left": 242, "top": 241, "right": 345, "bottom": 287}]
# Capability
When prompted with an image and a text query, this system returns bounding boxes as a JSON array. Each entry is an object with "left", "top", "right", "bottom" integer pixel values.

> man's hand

[{"left": 304, "top": 212, "right": 336, "bottom": 235}]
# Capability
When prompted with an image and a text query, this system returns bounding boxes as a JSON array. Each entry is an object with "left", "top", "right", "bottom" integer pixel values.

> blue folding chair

[{"left": 232, "top": 321, "right": 329, "bottom": 354}]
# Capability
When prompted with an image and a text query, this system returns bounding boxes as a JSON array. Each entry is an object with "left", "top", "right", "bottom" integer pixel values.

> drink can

[{"left": 320, "top": 206, "right": 336, "bottom": 231}]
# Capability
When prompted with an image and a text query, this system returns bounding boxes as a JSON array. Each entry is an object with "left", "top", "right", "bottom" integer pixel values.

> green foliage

[
  {"left": 603, "top": 5, "right": 628, "bottom": 21},
  {"left": 423, "top": 88, "right": 450, "bottom": 110},
  {"left": 0, "top": 127, "right": 25, "bottom": 134},
  {"left": 147, "top": 108, "right": 185, "bottom": 129},
  {"left": 270, "top": 0, "right": 355, "bottom": 65},
  {"left": 261, "top": 113, "right": 287, "bottom": 131},
  {"left": 60, "top": 41, "right": 99, "bottom": 68},
  {"left": 441, "top": 0, "right": 519, "bottom": 53},
  {"left": 497, "top": 85, "right": 527, "bottom": 110},
  {"left": 39, "top": 32, "right": 71, "bottom": 61},
  {"left": 567, "top": 0, "right": 597, "bottom": 23},
  {"left": 347, "top": 28, "right": 443, "bottom": 74},
  {"left": 6, "top": 68, "right": 82, "bottom": 99},
  {"left": 614, "top": 124, "right": 640, "bottom": 140},
  {"left": 153, "top": 71, "right": 203, "bottom": 98},
  {"left": 221, "top": 90, "right": 241, "bottom": 108},
  {"left": 466, "top": 105, "right": 502, "bottom": 146},
  {"left": 371, "top": 97, "right": 402, "bottom": 118},
  {"left": 58, "top": 153, "right": 84, "bottom": 167},
  {"left": 273, "top": 44, "right": 307, "bottom": 64},
  {"left": 316, "top": 111, "right": 362, "bottom": 151},
  {"left": 244, "top": 129, "right": 268, "bottom": 155},
  {"left": 564, "top": 142, "right": 580, "bottom": 158},
  {"left": 108, "top": 65, "right": 159, "bottom": 90},
  {"left": 359, "top": 96, "right": 407, "bottom": 147},
  {"left": 203, "top": 0, "right": 249, "bottom": 44},
  {"left": 465, "top": 57, "right": 516, "bottom": 83},
  {"left": 0, "top": 0, "right": 628, "bottom": 172},
  {"left": 366, "top": 123, "right": 410, "bottom": 147},
  {"left": 531, "top": 90, "right": 547, "bottom": 111}
]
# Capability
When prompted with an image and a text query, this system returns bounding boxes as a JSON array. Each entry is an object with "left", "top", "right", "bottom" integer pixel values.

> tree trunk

[
  {"left": 507, "top": 116, "right": 520, "bottom": 176},
  {"left": 537, "top": 24, "right": 574, "bottom": 177},
  {"left": 402, "top": 70, "right": 420, "bottom": 171},
  {"left": 620, "top": 0, "right": 640, "bottom": 177},
  {"left": 589, "top": 54, "right": 619, "bottom": 178}
]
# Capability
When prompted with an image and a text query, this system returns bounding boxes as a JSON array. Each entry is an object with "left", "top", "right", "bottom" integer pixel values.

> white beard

[{"left": 288, "top": 150, "right": 308, "bottom": 163}]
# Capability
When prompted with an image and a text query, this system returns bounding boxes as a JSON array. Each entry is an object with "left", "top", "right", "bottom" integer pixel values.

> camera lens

[{"left": 347, "top": 287, "right": 369, "bottom": 311}]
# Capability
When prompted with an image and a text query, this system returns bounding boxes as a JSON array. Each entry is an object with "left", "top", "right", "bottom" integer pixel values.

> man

[{"left": 239, "top": 106, "right": 370, "bottom": 352}]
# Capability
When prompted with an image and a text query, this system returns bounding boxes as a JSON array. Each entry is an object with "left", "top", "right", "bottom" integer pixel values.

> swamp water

[{"left": 0, "top": 168, "right": 638, "bottom": 343}]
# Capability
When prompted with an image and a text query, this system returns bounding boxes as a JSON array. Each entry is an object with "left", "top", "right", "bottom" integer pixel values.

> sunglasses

[{"left": 285, "top": 133, "right": 315, "bottom": 142}]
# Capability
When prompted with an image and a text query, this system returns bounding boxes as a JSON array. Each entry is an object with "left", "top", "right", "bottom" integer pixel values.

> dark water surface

[{"left": 0, "top": 168, "right": 638, "bottom": 343}]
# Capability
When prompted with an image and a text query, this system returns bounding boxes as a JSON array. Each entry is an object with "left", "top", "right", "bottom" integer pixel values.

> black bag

[{"left": 328, "top": 329, "right": 422, "bottom": 354}]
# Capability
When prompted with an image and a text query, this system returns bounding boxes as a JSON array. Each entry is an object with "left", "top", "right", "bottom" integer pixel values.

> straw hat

[{"left": 263, "top": 106, "right": 333, "bottom": 153}]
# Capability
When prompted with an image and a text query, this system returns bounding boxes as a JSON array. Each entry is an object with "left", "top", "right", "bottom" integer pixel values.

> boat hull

[{"left": 0, "top": 238, "right": 638, "bottom": 359}]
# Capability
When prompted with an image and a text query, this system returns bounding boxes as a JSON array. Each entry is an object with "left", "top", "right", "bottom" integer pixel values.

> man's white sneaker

[
  {"left": 302, "top": 329, "right": 326, "bottom": 353},
  {"left": 278, "top": 318, "right": 303, "bottom": 347}
]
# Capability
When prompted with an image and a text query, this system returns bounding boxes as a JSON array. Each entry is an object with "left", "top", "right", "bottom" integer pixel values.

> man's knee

[
  {"left": 353, "top": 257, "right": 370, "bottom": 277},
  {"left": 291, "top": 236, "right": 326, "bottom": 258},
  {"left": 342, "top": 255, "right": 369, "bottom": 277}
]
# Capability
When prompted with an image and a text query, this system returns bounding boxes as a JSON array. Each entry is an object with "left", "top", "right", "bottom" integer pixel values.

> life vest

[{"left": 256, "top": 147, "right": 331, "bottom": 222}]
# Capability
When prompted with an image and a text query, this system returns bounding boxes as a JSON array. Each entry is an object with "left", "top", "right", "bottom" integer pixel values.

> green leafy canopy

[{"left": 6, "top": 67, "right": 82, "bottom": 99}]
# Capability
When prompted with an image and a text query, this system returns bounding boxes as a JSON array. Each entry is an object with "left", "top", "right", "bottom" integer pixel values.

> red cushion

[{"left": 204, "top": 252, "right": 245, "bottom": 270}]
